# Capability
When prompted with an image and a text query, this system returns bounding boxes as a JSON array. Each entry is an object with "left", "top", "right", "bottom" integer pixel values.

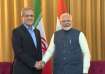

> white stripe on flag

[{"left": 37, "top": 18, "right": 48, "bottom": 54}]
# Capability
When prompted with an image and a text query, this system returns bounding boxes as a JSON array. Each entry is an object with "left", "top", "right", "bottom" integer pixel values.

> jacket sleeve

[
  {"left": 12, "top": 29, "right": 36, "bottom": 68},
  {"left": 79, "top": 32, "right": 91, "bottom": 73},
  {"left": 42, "top": 34, "right": 55, "bottom": 63}
]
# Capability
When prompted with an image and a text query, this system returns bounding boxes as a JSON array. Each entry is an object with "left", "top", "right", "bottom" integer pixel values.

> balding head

[
  {"left": 59, "top": 13, "right": 72, "bottom": 31},
  {"left": 21, "top": 7, "right": 35, "bottom": 26},
  {"left": 21, "top": 7, "right": 34, "bottom": 16},
  {"left": 60, "top": 13, "right": 72, "bottom": 21}
]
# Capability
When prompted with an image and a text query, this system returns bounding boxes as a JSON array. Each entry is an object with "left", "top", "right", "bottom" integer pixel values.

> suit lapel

[
  {"left": 34, "top": 29, "right": 39, "bottom": 49},
  {"left": 21, "top": 25, "right": 37, "bottom": 49}
]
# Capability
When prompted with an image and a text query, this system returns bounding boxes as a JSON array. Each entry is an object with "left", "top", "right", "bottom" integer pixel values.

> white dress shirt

[{"left": 42, "top": 32, "right": 91, "bottom": 73}]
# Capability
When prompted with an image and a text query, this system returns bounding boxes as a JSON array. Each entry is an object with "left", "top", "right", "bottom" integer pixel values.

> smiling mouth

[
  {"left": 27, "top": 19, "right": 33, "bottom": 21},
  {"left": 64, "top": 24, "right": 71, "bottom": 27}
]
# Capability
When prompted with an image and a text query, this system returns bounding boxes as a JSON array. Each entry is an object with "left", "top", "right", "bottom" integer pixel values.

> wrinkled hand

[
  {"left": 41, "top": 61, "right": 45, "bottom": 69},
  {"left": 34, "top": 61, "right": 42, "bottom": 70},
  {"left": 34, "top": 61, "right": 45, "bottom": 70}
]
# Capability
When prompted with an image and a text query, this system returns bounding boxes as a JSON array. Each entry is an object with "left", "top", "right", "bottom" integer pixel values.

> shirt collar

[{"left": 24, "top": 24, "right": 35, "bottom": 30}]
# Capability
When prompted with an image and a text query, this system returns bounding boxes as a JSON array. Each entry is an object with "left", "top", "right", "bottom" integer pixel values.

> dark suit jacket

[{"left": 12, "top": 25, "right": 42, "bottom": 74}]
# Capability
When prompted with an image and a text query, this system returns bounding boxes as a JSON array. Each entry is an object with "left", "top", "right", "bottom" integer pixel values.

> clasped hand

[{"left": 34, "top": 61, "right": 45, "bottom": 70}]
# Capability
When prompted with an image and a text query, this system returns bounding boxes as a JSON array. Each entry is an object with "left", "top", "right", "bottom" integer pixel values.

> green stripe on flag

[{"left": 33, "top": 0, "right": 41, "bottom": 27}]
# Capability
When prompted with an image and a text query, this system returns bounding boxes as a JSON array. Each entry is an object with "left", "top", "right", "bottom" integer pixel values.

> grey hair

[
  {"left": 21, "top": 7, "right": 34, "bottom": 16},
  {"left": 59, "top": 12, "right": 72, "bottom": 20}
]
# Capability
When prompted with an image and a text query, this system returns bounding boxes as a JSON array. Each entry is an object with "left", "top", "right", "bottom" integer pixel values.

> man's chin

[
  {"left": 27, "top": 22, "right": 33, "bottom": 26},
  {"left": 63, "top": 27, "right": 71, "bottom": 31}
]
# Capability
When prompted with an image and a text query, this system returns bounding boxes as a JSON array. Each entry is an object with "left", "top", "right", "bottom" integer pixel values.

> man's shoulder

[
  {"left": 71, "top": 28, "right": 81, "bottom": 32},
  {"left": 34, "top": 28, "right": 40, "bottom": 33},
  {"left": 71, "top": 28, "right": 83, "bottom": 37},
  {"left": 54, "top": 30, "right": 62, "bottom": 33},
  {"left": 12, "top": 24, "right": 24, "bottom": 33},
  {"left": 54, "top": 28, "right": 81, "bottom": 34}
]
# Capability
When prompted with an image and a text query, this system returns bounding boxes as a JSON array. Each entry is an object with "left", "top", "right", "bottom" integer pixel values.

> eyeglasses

[
  {"left": 23, "top": 15, "right": 34, "bottom": 17},
  {"left": 61, "top": 20, "right": 71, "bottom": 23}
]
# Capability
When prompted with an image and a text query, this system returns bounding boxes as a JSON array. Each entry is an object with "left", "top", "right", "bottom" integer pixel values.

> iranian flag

[
  {"left": 33, "top": 0, "right": 52, "bottom": 74},
  {"left": 56, "top": 0, "right": 67, "bottom": 31}
]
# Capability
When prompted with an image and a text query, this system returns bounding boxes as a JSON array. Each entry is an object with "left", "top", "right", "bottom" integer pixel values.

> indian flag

[
  {"left": 33, "top": 0, "right": 52, "bottom": 74},
  {"left": 56, "top": 0, "right": 67, "bottom": 31}
]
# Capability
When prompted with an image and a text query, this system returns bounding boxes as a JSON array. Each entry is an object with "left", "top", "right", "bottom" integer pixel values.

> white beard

[{"left": 62, "top": 26, "right": 72, "bottom": 31}]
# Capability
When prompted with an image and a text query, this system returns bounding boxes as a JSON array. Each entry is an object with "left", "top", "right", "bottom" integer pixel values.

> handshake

[{"left": 34, "top": 60, "right": 45, "bottom": 70}]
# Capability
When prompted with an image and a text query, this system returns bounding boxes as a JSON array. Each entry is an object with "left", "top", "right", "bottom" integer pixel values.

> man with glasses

[
  {"left": 42, "top": 13, "right": 91, "bottom": 74},
  {"left": 12, "top": 7, "right": 42, "bottom": 74}
]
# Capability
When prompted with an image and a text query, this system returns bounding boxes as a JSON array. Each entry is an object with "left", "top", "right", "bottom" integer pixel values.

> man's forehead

[
  {"left": 24, "top": 10, "right": 33, "bottom": 13},
  {"left": 23, "top": 10, "right": 34, "bottom": 15},
  {"left": 60, "top": 13, "right": 72, "bottom": 20}
]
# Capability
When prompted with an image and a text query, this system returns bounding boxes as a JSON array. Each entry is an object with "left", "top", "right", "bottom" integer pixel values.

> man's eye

[
  {"left": 24, "top": 15, "right": 34, "bottom": 17},
  {"left": 62, "top": 20, "right": 71, "bottom": 23}
]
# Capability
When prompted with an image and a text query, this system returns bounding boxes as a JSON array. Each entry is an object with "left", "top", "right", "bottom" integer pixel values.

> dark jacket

[
  {"left": 53, "top": 28, "right": 83, "bottom": 74},
  {"left": 12, "top": 25, "right": 42, "bottom": 74}
]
